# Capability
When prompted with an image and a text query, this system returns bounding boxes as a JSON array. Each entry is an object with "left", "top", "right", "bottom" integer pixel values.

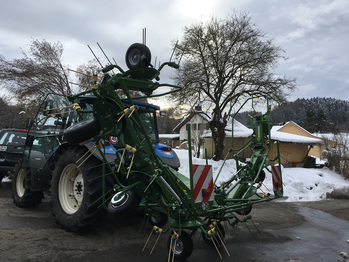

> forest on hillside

[{"left": 235, "top": 97, "right": 349, "bottom": 133}]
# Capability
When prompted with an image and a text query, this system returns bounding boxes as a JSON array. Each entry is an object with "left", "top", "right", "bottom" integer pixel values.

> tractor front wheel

[{"left": 12, "top": 163, "right": 42, "bottom": 207}]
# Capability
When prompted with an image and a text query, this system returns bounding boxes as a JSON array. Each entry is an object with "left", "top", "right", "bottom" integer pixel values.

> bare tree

[
  {"left": 172, "top": 13, "right": 296, "bottom": 160},
  {"left": 0, "top": 39, "right": 72, "bottom": 108},
  {"left": 323, "top": 133, "right": 349, "bottom": 180},
  {"left": 74, "top": 59, "right": 101, "bottom": 90},
  {"left": 0, "top": 98, "right": 12, "bottom": 128}
]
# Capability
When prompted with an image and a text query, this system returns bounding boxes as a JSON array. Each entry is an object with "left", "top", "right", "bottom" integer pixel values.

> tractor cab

[{"left": 74, "top": 95, "right": 180, "bottom": 169}]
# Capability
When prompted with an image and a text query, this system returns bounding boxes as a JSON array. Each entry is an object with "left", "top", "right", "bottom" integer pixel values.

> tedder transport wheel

[
  {"left": 107, "top": 190, "right": 140, "bottom": 214},
  {"left": 12, "top": 163, "right": 43, "bottom": 208},
  {"left": 149, "top": 211, "right": 168, "bottom": 227},
  {"left": 64, "top": 118, "right": 101, "bottom": 145},
  {"left": 125, "top": 43, "right": 151, "bottom": 69},
  {"left": 202, "top": 222, "right": 226, "bottom": 246},
  {"left": 51, "top": 146, "right": 107, "bottom": 232},
  {"left": 168, "top": 231, "right": 194, "bottom": 260},
  {"left": 235, "top": 204, "right": 252, "bottom": 216}
]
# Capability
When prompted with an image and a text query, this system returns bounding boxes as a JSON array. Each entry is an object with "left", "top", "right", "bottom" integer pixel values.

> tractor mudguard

[
  {"left": 84, "top": 142, "right": 116, "bottom": 164},
  {"left": 54, "top": 142, "right": 116, "bottom": 165}
]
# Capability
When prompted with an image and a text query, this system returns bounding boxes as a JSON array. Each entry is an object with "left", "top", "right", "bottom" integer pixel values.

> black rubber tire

[
  {"left": 149, "top": 211, "right": 168, "bottom": 227},
  {"left": 0, "top": 171, "right": 6, "bottom": 183},
  {"left": 202, "top": 222, "right": 226, "bottom": 246},
  {"left": 235, "top": 204, "right": 252, "bottom": 216},
  {"left": 125, "top": 43, "right": 151, "bottom": 69},
  {"left": 64, "top": 118, "right": 101, "bottom": 145},
  {"left": 107, "top": 190, "right": 139, "bottom": 214},
  {"left": 12, "top": 163, "right": 43, "bottom": 208},
  {"left": 255, "top": 170, "right": 266, "bottom": 183},
  {"left": 168, "top": 231, "right": 194, "bottom": 260},
  {"left": 50, "top": 147, "right": 107, "bottom": 232}
]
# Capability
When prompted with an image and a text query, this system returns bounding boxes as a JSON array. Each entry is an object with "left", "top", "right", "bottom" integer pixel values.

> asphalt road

[{"left": 1, "top": 180, "right": 349, "bottom": 262}]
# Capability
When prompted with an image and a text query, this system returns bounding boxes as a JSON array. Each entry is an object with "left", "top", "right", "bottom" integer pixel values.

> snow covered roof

[
  {"left": 271, "top": 122, "right": 323, "bottom": 144},
  {"left": 174, "top": 112, "right": 323, "bottom": 145},
  {"left": 201, "top": 119, "right": 253, "bottom": 138},
  {"left": 159, "top": 134, "right": 180, "bottom": 139},
  {"left": 173, "top": 111, "right": 210, "bottom": 132}
]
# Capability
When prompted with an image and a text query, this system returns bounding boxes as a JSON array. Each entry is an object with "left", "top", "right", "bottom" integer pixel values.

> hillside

[{"left": 236, "top": 97, "right": 349, "bottom": 132}]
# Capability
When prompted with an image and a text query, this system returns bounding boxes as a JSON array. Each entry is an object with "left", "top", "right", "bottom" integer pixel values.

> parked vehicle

[
  {"left": 0, "top": 129, "right": 27, "bottom": 182},
  {"left": 12, "top": 92, "right": 180, "bottom": 207}
]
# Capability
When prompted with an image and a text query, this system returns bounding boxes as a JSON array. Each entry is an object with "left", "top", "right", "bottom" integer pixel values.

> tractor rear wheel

[
  {"left": 12, "top": 163, "right": 43, "bottom": 208},
  {"left": 50, "top": 147, "right": 107, "bottom": 231}
]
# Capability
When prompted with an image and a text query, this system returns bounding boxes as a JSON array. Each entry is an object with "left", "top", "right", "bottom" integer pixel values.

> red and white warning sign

[
  {"left": 192, "top": 165, "right": 214, "bottom": 203},
  {"left": 109, "top": 136, "right": 119, "bottom": 145},
  {"left": 271, "top": 165, "right": 283, "bottom": 197}
]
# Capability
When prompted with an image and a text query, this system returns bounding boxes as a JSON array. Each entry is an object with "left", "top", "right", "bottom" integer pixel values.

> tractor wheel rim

[
  {"left": 16, "top": 169, "right": 26, "bottom": 197},
  {"left": 59, "top": 163, "right": 83, "bottom": 215}
]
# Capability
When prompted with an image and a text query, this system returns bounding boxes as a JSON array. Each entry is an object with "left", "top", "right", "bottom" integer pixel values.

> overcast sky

[{"left": 1, "top": 0, "right": 348, "bottom": 107}]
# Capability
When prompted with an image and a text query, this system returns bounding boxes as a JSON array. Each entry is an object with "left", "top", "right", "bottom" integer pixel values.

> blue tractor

[{"left": 12, "top": 93, "right": 180, "bottom": 209}]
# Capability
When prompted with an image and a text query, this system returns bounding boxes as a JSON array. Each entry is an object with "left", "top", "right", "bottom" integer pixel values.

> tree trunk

[
  {"left": 210, "top": 118, "right": 227, "bottom": 161},
  {"left": 196, "top": 138, "right": 202, "bottom": 158}
]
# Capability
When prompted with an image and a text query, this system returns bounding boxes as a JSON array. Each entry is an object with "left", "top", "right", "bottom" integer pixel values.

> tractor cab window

[
  {"left": 138, "top": 111, "right": 157, "bottom": 143},
  {"left": 31, "top": 94, "right": 79, "bottom": 134}
]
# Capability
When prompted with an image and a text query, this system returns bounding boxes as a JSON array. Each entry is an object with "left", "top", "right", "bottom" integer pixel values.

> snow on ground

[
  {"left": 174, "top": 149, "right": 349, "bottom": 202},
  {"left": 1, "top": 149, "right": 348, "bottom": 202},
  {"left": 2, "top": 177, "right": 11, "bottom": 183}
]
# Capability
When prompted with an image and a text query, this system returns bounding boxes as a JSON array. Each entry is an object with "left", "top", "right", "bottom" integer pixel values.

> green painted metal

[{"left": 64, "top": 44, "right": 283, "bottom": 258}]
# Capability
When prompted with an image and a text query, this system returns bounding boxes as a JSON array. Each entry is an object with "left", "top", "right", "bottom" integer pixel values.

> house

[
  {"left": 268, "top": 121, "right": 323, "bottom": 167},
  {"left": 201, "top": 119, "right": 253, "bottom": 159},
  {"left": 173, "top": 110, "right": 253, "bottom": 158},
  {"left": 172, "top": 110, "right": 211, "bottom": 150},
  {"left": 159, "top": 134, "right": 180, "bottom": 148},
  {"left": 173, "top": 110, "right": 210, "bottom": 141},
  {"left": 173, "top": 112, "right": 324, "bottom": 167}
]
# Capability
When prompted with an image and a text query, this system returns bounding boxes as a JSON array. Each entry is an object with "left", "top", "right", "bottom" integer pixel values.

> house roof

[
  {"left": 174, "top": 112, "right": 323, "bottom": 145},
  {"left": 201, "top": 119, "right": 253, "bottom": 138},
  {"left": 173, "top": 111, "right": 210, "bottom": 132},
  {"left": 173, "top": 110, "right": 252, "bottom": 138},
  {"left": 159, "top": 134, "right": 180, "bottom": 139},
  {"left": 271, "top": 121, "right": 323, "bottom": 144}
]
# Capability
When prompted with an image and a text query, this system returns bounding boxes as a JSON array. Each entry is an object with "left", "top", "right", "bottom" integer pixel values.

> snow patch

[{"left": 175, "top": 149, "right": 349, "bottom": 202}]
